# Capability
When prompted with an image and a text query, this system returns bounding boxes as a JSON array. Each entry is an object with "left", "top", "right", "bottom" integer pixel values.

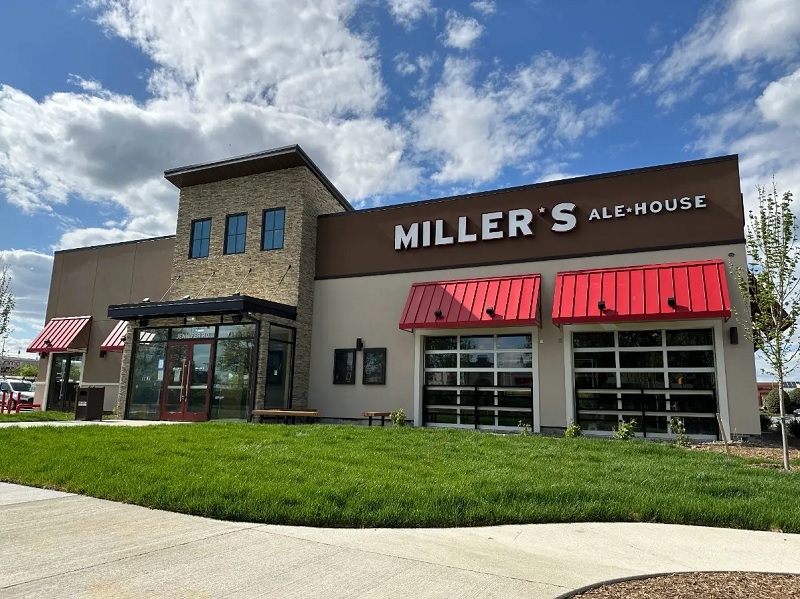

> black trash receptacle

[{"left": 75, "top": 387, "right": 104, "bottom": 421}]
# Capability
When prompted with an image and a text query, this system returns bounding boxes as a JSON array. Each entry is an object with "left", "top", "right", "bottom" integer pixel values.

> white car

[{"left": 0, "top": 379, "right": 36, "bottom": 405}]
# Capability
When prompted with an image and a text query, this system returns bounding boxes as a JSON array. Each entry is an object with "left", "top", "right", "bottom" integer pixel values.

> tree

[
  {"left": 11, "top": 364, "right": 38, "bottom": 378},
  {"left": 762, "top": 387, "right": 800, "bottom": 415},
  {"left": 0, "top": 261, "right": 14, "bottom": 346},
  {"left": 735, "top": 183, "right": 800, "bottom": 471}
]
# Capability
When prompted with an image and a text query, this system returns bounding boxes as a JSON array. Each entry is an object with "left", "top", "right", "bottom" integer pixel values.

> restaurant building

[{"left": 29, "top": 146, "right": 760, "bottom": 438}]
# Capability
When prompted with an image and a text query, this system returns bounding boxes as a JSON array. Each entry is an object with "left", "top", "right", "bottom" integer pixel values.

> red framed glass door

[{"left": 161, "top": 341, "right": 213, "bottom": 421}]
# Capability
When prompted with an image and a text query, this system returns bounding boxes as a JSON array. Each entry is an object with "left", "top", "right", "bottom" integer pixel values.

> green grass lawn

[
  {"left": 0, "top": 411, "right": 74, "bottom": 423},
  {"left": 0, "top": 423, "right": 798, "bottom": 531}
]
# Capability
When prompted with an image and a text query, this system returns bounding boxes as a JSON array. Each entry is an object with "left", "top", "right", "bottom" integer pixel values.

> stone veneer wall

[{"left": 116, "top": 166, "right": 345, "bottom": 415}]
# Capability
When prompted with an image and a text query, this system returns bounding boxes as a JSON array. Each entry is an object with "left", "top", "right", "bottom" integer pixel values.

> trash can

[{"left": 75, "top": 387, "right": 104, "bottom": 421}]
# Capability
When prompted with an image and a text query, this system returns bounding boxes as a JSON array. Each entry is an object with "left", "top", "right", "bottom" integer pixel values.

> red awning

[
  {"left": 552, "top": 259, "right": 732, "bottom": 325},
  {"left": 399, "top": 274, "right": 541, "bottom": 330},
  {"left": 100, "top": 320, "right": 128, "bottom": 352},
  {"left": 27, "top": 316, "right": 92, "bottom": 353}
]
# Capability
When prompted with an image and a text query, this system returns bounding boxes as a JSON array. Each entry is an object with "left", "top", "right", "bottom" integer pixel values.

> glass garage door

[
  {"left": 422, "top": 333, "right": 534, "bottom": 430},
  {"left": 572, "top": 328, "right": 719, "bottom": 438}
]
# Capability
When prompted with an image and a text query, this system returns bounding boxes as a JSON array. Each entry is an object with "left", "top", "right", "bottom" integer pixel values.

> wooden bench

[
  {"left": 251, "top": 409, "right": 321, "bottom": 424},
  {"left": 362, "top": 411, "right": 391, "bottom": 427}
]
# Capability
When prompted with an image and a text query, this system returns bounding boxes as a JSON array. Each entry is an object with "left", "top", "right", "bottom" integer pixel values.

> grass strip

[
  {"left": 0, "top": 411, "right": 74, "bottom": 422},
  {"left": 0, "top": 423, "right": 798, "bottom": 531}
]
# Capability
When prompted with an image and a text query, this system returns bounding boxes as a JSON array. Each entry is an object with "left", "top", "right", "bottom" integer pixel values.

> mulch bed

[
  {"left": 568, "top": 572, "right": 800, "bottom": 598},
  {"left": 688, "top": 431, "right": 800, "bottom": 465}
]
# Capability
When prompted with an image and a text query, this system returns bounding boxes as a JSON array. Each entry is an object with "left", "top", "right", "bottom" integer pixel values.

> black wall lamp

[
  {"left": 730, "top": 327, "right": 739, "bottom": 345},
  {"left": 99, "top": 350, "right": 107, "bottom": 358},
  {"left": 356, "top": 338, "right": 364, "bottom": 351},
  {"left": 434, "top": 309, "right": 443, "bottom": 320},
  {"left": 485, "top": 306, "right": 495, "bottom": 317},
  {"left": 138, "top": 319, "right": 149, "bottom": 327},
  {"left": 43, "top": 339, "right": 52, "bottom": 347},
  {"left": 667, "top": 296, "right": 677, "bottom": 309},
  {"left": 597, "top": 300, "right": 606, "bottom": 312}
]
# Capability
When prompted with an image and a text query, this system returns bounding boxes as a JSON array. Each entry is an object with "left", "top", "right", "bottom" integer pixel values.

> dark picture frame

[
  {"left": 333, "top": 348, "right": 356, "bottom": 384},
  {"left": 362, "top": 347, "right": 387, "bottom": 385}
]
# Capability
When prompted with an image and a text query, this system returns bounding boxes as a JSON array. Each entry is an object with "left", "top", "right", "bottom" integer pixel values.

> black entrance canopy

[{"left": 108, "top": 294, "right": 296, "bottom": 322}]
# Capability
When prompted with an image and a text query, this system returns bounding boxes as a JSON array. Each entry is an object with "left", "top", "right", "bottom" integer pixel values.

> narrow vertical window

[
  {"left": 225, "top": 213, "right": 248, "bottom": 255},
  {"left": 189, "top": 218, "right": 211, "bottom": 259},
  {"left": 262, "top": 208, "right": 285, "bottom": 251}
]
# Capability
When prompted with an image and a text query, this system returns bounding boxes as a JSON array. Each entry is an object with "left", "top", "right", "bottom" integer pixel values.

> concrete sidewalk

[{"left": 1, "top": 483, "right": 798, "bottom": 598}]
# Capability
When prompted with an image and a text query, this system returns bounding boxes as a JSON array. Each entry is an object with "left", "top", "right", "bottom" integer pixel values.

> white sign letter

[
  {"left": 458, "top": 216, "right": 478, "bottom": 243},
  {"left": 435, "top": 220, "right": 454, "bottom": 245},
  {"left": 508, "top": 209, "right": 533, "bottom": 237},
  {"left": 695, "top": 195, "right": 706, "bottom": 209},
  {"left": 422, "top": 221, "right": 432, "bottom": 247},
  {"left": 482, "top": 211, "right": 504, "bottom": 240},
  {"left": 395, "top": 223, "right": 419, "bottom": 250},
  {"left": 552, "top": 202, "right": 577, "bottom": 233}
]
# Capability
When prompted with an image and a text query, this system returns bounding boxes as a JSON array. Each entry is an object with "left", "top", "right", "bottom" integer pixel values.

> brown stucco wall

[{"left": 35, "top": 236, "right": 175, "bottom": 409}]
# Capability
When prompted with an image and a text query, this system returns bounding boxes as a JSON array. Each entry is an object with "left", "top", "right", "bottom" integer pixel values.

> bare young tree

[
  {"left": 734, "top": 182, "right": 800, "bottom": 471},
  {"left": 0, "top": 260, "right": 15, "bottom": 351}
]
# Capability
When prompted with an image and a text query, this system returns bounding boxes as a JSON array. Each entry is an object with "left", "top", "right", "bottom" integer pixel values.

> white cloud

[
  {"left": 536, "top": 172, "right": 584, "bottom": 183},
  {"left": 394, "top": 52, "right": 418, "bottom": 76},
  {"left": 0, "top": 0, "right": 424, "bottom": 255},
  {"left": 412, "top": 51, "right": 612, "bottom": 183},
  {"left": 692, "top": 66, "right": 800, "bottom": 214},
  {"left": 443, "top": 11, "right": 484, "bottom": 50},
  {"left": 638, "top": 0, "right": 800, "bottom": 99},
  {"left": 0, "top": 250, "right": 54, "bottom": 354},
  {"left": 386, "top": 0, "right": 433, "bottom": 28},
  {"left": 470, "top": 0, "right": 496, "bottom": 16}
]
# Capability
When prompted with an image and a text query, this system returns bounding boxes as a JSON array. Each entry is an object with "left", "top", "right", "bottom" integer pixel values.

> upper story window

[
  {"left": 262, "top": 208, "right": 285, "bottom": 251},
  {"left": 190, "top": 218, "right": 211, "bottom": 259},
  {"left": 225, "top": 213, "right": 248, "bottom": 255}
]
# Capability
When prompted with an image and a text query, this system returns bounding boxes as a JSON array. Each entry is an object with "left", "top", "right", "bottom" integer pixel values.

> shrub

[
  {"left": 564, "top": 420, "right": 582, "bottom": 438},
  {"left": 669, "top": 417, "right": 689, "bottom": 447},
  {"left": 760, "top": 413, "right": 774, "bottom": 432},
  {"left": 517, "top": 420, "right": 530, "bottom": 435},
  {"left": 763, "top": 388, "right": 800, "bottom": 415},
  {"left": 614, "top": 419, "right": 637, "bottom": 440},
  {"left": 389, "top": 408, "right": 406, "bottom": 427},
  {"left": 789, "top": 419, "right": 800, "bottom": 439}
]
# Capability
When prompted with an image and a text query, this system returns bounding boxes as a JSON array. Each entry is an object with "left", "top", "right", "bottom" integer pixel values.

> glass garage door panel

[{"left": 423, "top": 333, "right": 534, "bottom": 430}]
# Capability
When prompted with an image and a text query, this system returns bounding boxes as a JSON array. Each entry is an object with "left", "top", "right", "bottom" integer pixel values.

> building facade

[{"left": 30, "top": 146, "right": 760, "bottom": 438}]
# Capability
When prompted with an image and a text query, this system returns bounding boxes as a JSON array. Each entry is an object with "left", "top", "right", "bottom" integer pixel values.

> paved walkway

[{"left": 1, "top": 483, "right": 799, "bottom": 598}]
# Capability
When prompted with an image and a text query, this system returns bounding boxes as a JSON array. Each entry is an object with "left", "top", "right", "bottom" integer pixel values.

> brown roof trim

[
  {"left": 318, "top": 154, "right": 740, "bottom": 220},
  {"left": 164, "top": 145, "right": 354, "bottom": 212},
  {"left": 54, "top": 235, "right": 177, "bottom": 255}
]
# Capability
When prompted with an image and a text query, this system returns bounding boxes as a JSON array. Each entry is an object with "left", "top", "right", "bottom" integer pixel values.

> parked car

[{"left": 0, "top": 378, "right": 36, "bottom": 407}]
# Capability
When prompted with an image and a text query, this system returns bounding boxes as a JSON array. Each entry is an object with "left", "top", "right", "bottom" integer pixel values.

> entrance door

[
  {"left": 161, "top": 341, "right": 213, "bottom": 421},
  {"left": 47, "top": 353, "right": 83, "bottom": 413}
]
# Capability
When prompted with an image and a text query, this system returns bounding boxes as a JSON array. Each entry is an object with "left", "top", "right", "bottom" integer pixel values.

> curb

[{"left": 552, "top": 570, "right": 799, "bottom": 598}]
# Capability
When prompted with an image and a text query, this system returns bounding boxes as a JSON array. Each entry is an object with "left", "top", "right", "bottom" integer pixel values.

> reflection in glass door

[
  {"left": 161, "top": 341, "right": 213, "bottom": 421},
  {"left": 47, "top": 353, "right": 83, "bottom": 413},
  {"left": 264, "top": 326, "right": 295, "bottom": 409}
]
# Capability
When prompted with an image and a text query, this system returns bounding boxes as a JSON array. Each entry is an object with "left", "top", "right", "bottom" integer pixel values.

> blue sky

[{"left": 1, "top": 0, "right": 799, "bottom": 379}]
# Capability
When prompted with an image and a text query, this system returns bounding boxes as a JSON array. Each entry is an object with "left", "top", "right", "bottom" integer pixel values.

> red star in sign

[{"left": 538, "top": 207, "right": 547, "bottom": 215}]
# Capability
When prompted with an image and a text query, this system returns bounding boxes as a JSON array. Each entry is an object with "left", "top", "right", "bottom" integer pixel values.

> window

[
  {"left": 189, "top": 218, "right": 211, "bottom": 259},
  {"left": 224, "top": 213, "right": 247, "bottom": 255},
  {"left": 362, "top": 348, "right": 387, "bottom": 385},
  {"left": 333, "top": 348, "right": 356, "bottom": 384},
  {"left": 262, "top": 208, "right": 285, "bottom": 251}
]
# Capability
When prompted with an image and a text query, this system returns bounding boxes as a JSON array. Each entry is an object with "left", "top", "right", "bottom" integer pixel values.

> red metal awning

[
  {"left": 100, "top": 320, "right": 128, "bottom": 352},
  {"left": 27, "top": 316, "right": 92, "bottom": 353},
  {"left": 399, "top": 274, "right": 541, "bottom": 330},
  {"left": 552, "top": 259, "right": 732, "bottom": 325}
]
